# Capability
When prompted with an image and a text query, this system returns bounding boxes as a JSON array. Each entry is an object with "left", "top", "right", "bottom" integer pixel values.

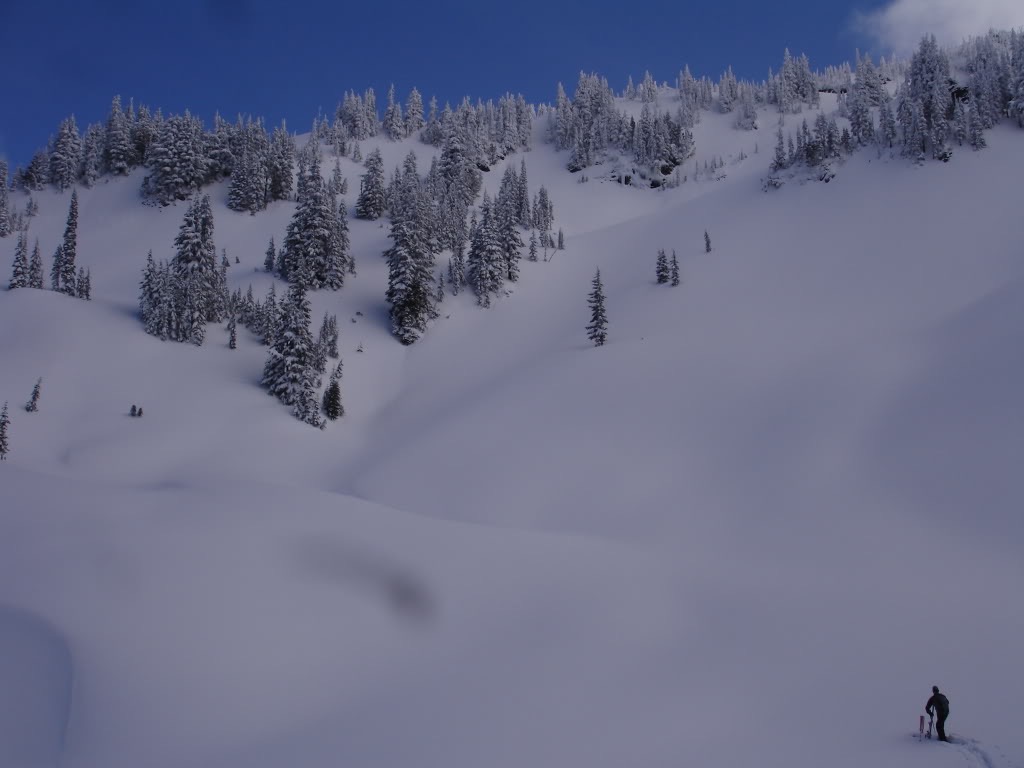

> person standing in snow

[{"left": 926, "top": 685, "right": 950, "bottom": 742}]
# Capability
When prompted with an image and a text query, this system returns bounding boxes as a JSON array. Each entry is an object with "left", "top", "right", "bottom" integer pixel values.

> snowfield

[{"left": 1, "top": 97, "right": 1023, "bottom": 768}]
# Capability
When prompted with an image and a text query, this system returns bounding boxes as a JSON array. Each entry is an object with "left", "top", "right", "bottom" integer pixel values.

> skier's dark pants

[{"left": 936, "top": 713, "right": 948, "bottom": 741}]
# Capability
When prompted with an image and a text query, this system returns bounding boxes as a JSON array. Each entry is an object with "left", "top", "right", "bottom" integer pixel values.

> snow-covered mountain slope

[{"left": 1, "top": 100, "right": 1023, "bottom": 768}]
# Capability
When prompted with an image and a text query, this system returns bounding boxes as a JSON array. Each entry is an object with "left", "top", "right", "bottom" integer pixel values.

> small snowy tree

[
  {"left": 704, "top": 230, "right": 712, "bottom": 253},
  {"left": 586, "top": 268, "right": 608, "bottom": 347},
  {"left": 28, "top": 241, "right": 44, "bottom": 289},
  {"left": 655, "top": 248, "right": 669, "bottom": 284},
  {"left": 355, "top": 149, "right": 386, "bottom": 220},
  {"left": 9, "top": 233, "right": 29, "bottom": 290},
  {"left": 670, "top": 250, "right": 680, "bottom": 286},
  {"left": 264, "top": 237, "right": 276, "bottom": 272},
  {"left": 0, "top": 160, "right": 11, "bottom": 238},
  {"left": 0, "top": 402, "right": 9, "bottom": 460},
  {"left": 25, "top": 379, "right": 42, "bottom": 412}
]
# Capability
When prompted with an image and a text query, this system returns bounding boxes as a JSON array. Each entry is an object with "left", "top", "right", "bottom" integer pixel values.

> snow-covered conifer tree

[
  {"left": 466, "top": 192, "right": 505, "bottom": 307},
  {"left": 50, "top": 190, "right": 80, "bottom": 295},
  {"left": 0, "top": 160, "right": 9, "bottom": 237},
  {"left": 655, "top": 248, "right": 669, "bottom": 284},
  {"left": 671, "top": 250, "right": 680, "bottom": 286},
  {"left": 968, "top": 97, "right": 987, "bottom": 149},
  {"left": 586, "top": 268, "right": 608, "bottom": 346},
  {"left": 265, "top": 238, "right": 276, "bottom": 272},
  {"left": 323, "top": 361, "right": 344, "bottom": 420},
  {"left": 144, "top": 112, "right": 210, "bottom": 203},
  {"left": 383, "top": 84, "right": 405, "bottom": 140},
  {"left": 385, "top": 164, "right": 436, "bottom": 343},
  {"left": 166, "top": 194, "right": 220, "bottom": 341},
  {"left": 9, "top": 233, "right": 29, "bottom": 290},
  {"left": 81, "top": 124, "right": 104, "bottom": 187},
  {"left": 262, "top": 257, "right": 319, "bottom": 424},
  {"left": 705, "top": 231, "right": 712, "bottom": 253},
  {"left": 50, "top": 116, "right": 83, "bottom": 192},
  {"left": 28, "top": 240, "right": 44, "bottom": 289},
  {"left": 283, "top": 160, "right": 349, "bottom": 289},
  {"left": 228, "top": 315, "right": 237, "bottom": 349},
  {"left": 355, "top": 148, "right": 386, "bottom": 219},
  {"left": 1011, "top": 33, "right": 1024, "bottom": 127},
  {"left": 0, "top": 402, "right": 9, "bottom": 460},
  {"left": 898, "top": 35, "right": 952, "bottom": 160},
  {"left": 104, "top": 95, "right": 136, "bottom": 175},
  {"left": 405, "top": 87, "right": 425, "bottom": 136},
  {"left": 25, "top": 379, "right": 42, "bottom": 412}
]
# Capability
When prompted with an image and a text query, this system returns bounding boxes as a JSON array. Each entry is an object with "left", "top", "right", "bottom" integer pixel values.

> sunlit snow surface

[{"left": 1, "top": 97, "right": 1023, "bottom": 768}]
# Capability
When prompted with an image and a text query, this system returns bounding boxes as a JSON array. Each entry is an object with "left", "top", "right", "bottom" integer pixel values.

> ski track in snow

[{"left": 952, "top": 736, "right": 1020, "bottom": 768}]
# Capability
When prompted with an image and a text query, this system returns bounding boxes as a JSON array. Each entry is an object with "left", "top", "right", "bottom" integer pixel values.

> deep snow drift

[{"left": 1, "top": 96, "right": 1023, "bottom": 768}]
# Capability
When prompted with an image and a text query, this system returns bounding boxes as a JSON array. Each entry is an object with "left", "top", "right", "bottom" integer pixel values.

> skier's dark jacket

[{"left": 926, "top": 692, "right": 949, "bottom": 718}]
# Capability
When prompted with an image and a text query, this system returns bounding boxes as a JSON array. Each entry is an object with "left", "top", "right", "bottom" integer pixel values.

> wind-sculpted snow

[{"left": 0, "top": 101, "right": 1023, "bottom": 767}]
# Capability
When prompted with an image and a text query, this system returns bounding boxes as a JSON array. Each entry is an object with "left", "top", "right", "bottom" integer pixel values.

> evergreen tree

[
  {"left": 951, "top": 99, "right": 969, "bottom": 146},
  {"left": 495, "top": 169, "right": 524, "bottom": 282},
  {"left": 143, "top": 111, "right": 209, "bottom": 203},
  {"left": 655, "top": 248, "right": 669, "bottom": 284},
  {"left": 898, "top": 35, "right": 952, "bottom": 160},
  {"left": 557, "top": 228, "right": 565, "bottom": 250},
  {"left": 1011, "top": 33, "right": 1024, "bottom": 127},
  {"left": 206, "top": 113, "right": 236, "bottom": 180},
  {"left": 25, "top": 379, "right": 42, "bottom": 412},
  {"left": 405, "top": 87, "right": 425, "bottom": 136},
  {"left": 268, "top": 122, "right": 296, "bottom": 201},
  {"left": 325, "top": 314, "right": 339, "bottom": 358},
  {"left": 876, "top": 93, "right": 898, "bottom": 149},
  {"left": 528, "top": 229, "right": 538, "bottom": 262},
  {"left": 76, "top": 267, "right": 88, "bottom": 299},
  {"left": 104, "top": 95, "right": 136, "bottom": 175},
  {"left": 313, "top": 313, "right": 333, "bottom": 376},
  {"left": 228, "top": 315, "right": 237, "bottom": 349},
  {"left": 968, "top": 97, "right": 987, "bottom": 149},
  {"left": 262, "top": 283, "right": 279, "bottom": 345},
  {"left": 28, "top": 240, "right": 44, "bottom": 289},
  {"left": 323, "top": 380, "right": 343, "bottom": 420},
  {"left": 671, "top": 250, "right": 680, "bottom": 286},
  {"left": 586, "top": 268, "right": 608, "bottom": 346},
  {"left": 9, "top": 232, "right": 29, "bottom": 289},
  {"left": 0, "top": 160, "right": 9, "bottom": 238},
  {"left": 282, "top": 160, "right": 349, "bottom": 289},
  {"left": 264, "top": 237, "right": 276, "bottom": 272},
  {"left": 385, "top": 164, "right": 436, "bottom": 344},
  {"left": 55, "top": 191, "right": 79, "bottom": 295},
  {"left": 383, "top": 84, "right": 405, "bottom": 140},
  {"left": 466, "top": 192, "right": 505, "bottom": 307},
  {"left": 355, "top": 149, "right": 386, "bottom": 219},
  {"left": 21, "top": 151, "right": 50, "bottom": 191},
  {"left": 50, "top": 115, "right": 83, "bottom": 192},
  {"left": 81, "top": 123, "right": 104, "bottom": 187},
  {"left": 173, "top": 194, "right": 220, "bottom": 328},
  {"left": 705, "top": 231, "right": 712, "bottom": 253},
  {"left": 0, "top": 402, "right": 9, "bottom": 460},
  {"left": 771, "top": 126, "right": 788, "bottom": 171},
  {"left": 262, "top": 258, "right": 319, "bottom": 424}
]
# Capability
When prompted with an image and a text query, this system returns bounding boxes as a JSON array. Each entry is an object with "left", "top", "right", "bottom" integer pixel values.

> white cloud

[{"left": 854, "top": 0, "right": 1024, "bottom": 54}]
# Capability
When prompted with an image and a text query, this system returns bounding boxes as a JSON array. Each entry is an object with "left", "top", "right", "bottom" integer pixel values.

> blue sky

[{"left": 1, "top": 0, "right": 1019, "bottom": 170}]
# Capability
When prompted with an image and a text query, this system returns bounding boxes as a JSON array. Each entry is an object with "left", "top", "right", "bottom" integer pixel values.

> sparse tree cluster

[{"left": 11, "top": 192, "right": 91, "bottom": 298}]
